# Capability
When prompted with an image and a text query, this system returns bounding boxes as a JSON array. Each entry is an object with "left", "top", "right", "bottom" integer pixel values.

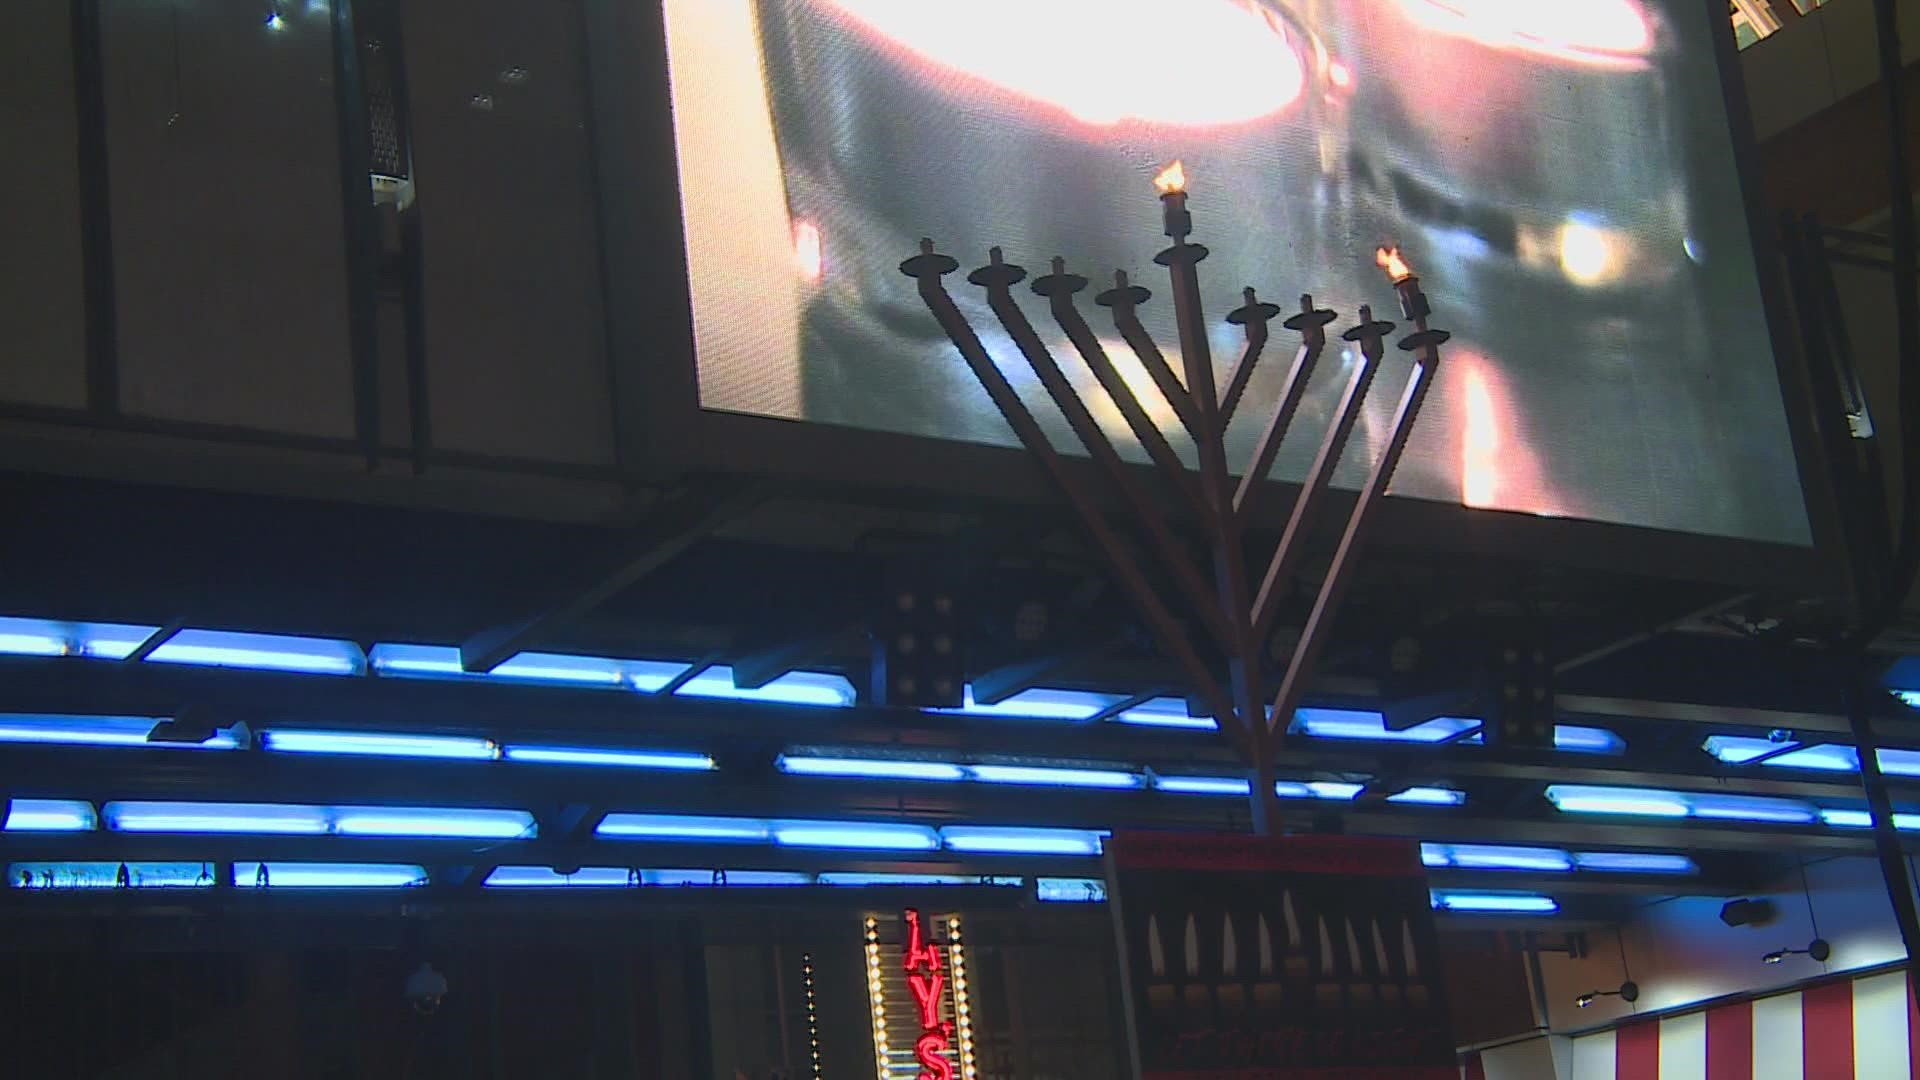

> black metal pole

[
  {"left": 1860, "top": 0, "right": 1920, "bottom": 642},
  {"left": 1845, "top": 662, "right": 1920, "bottom": 967},
  {"left": 329, "top": 0, "right": 382, "bottom": 471}
]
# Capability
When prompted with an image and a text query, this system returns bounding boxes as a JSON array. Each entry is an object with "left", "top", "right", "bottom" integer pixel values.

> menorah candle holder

[{"left": 902, "top": 163, "right": 1450, "bottom": 830}]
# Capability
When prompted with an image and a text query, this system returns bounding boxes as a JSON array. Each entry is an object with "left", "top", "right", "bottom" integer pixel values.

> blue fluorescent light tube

[
  {"left": 1388, "top": 787, "right": 1466, "bottom": 806},
  {"left": 104, "top": 801, "right": 537, "bottom": 838},
  {"left": 1544, "top": 786, "right": 1690, "bottom": 818},
  {"left": 940, "top": 825, "right": 1107, "bottom": 856},
  {"left": 1273, "top": 781, "right": 1365, "bottom": 800},
  {"left": 1704, "top": 735, "right": 1857, "bottom": 772},
  {"left": 504, "top": 746, "right": 715, "bottom": 770},
  {"left": 485, "top": 866, "right": 633, "bottom": 887},
  {"left": 145, "top": 630, "right": 364, "bottom": 676},
  {"left": 234, "top": 862, "right": 428, "bottom": 888},
  {"left": 1423, "top": 844, "right": 1572, "bottom": 872},
  {"left": 329, "top": 807, "right": 536, "bottom": 839},
  {"left": 1432, "top": 891, "right": 1558, "bottom": 913},
  {"left": 644, "top": 869, "right": 814, "bottom": 886},
  {"left": 1553, "top": 725, "right": 1625, "bottom": 753},
  {"left": 1689, "top": 795, "right": 1816, "bottom": 824},
  {"left": 368, "top": 644, "right": 689, "bottom": 691},
  {"left": 0, "top": 617, "right": 163, "bottom": 659},
  {"left": 9, "top": 861, "right": 214, "bottom": 889},
  {"left": 1878, "top": 749, "right": 1920, "bottom": 776},
  {"left": 1037, "top": 877, "right": 1108, "bottom": 902},
  {"left": 775, "top": 756, "right": 966, "bottom": 782},
  {"left": 262, "top": 729, "right": 498, "bottom": 761},
  {"left": 596, "top": 814, "right": 772, "bottom": 842},
  {"left": 1114, "top": 698, "right": 1218, "bottom": 730},
  {"left": 938, "top": 687, "right": 1123, "bottom": 721},
  {"left": 674, "top": 666, "right": 856, "bottom": 708},
  {"left": 771, "top": 820, "right": 941, "bottom": 851},
  {"left": 1821, "top": 808, "right": 1920, "bottom": 830},
  {"left": 1153, "top": 775, "right": 1252, "bottom": 796},
  {"left": 816, "top": 873, "right": 1019, "bottom": 887},
  {"left": 1572, "top": 852, "right": 1698, "bottom": 874},
  {"left": 0, "top": 714, "right": 236, "bottom": 749},
  {"left": 1294, "top": 709, "right": 1479, "bottom": 743},
  {"left": 105, "top": 801, "right": 333, "bottom": 834},
  {"left": 4, "top": 798, "right": 97, "bottom": 832},
  {"left": 966, "top": 764, "right": 1144, "bottom": 789}
]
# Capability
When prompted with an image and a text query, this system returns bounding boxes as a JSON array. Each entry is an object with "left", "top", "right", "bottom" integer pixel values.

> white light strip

[
  {"left": 865, "top": 916, "right": 889, "bottom": 1080},
  {"left": 804, "top": 951, "right": 823, "bottom": 1079},
  {"left": 948, "top": 915, "right": 978, "bottom": 1080}
]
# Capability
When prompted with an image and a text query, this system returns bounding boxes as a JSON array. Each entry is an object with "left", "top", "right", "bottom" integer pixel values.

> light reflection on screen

[{"left": 662, "top": 0, "right": 1810, "bottom": 546}]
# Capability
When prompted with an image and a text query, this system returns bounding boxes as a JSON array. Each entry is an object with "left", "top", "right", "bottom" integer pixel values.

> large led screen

[{"left": 662, "top": 0, "right": 1810, "bottom": 546}]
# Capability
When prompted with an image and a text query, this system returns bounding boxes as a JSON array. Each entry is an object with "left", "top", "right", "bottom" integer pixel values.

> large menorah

[{"left": 900, "top": 164, "right": 1451, "bottom": 832}]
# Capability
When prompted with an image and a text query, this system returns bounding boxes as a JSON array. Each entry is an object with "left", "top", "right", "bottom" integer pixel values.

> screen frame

[{"left": 589, "top": 0, "right": 1844, "bottom": 591}]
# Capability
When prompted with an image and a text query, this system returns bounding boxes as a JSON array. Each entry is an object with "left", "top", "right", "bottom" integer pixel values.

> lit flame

[
  {"left": 1154, "top": 161, "right": 1187, "bottom": 196},
  {"left": 1394, "top": 0, "right": 1654, "bottom": 69},
  {"left": 793, "top": 220, "right": 823, "bottom": 282},
  {"left": 822, "top": 0, "right": 1306, "bottom": 127},
  {"left": 1376, "top": 246, "right": 1413, "bottom": 284}
]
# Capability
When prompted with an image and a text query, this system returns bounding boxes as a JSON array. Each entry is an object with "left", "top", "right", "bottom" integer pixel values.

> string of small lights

[
  {"left": 947, "top": 916, "right": 978, "bottom": 1080},
  {"left": 864, "top": 916, "right": 890, "bottom": 1078},
  {"left": 803, "top": 951, "right": 823, "bottom": 1079}
]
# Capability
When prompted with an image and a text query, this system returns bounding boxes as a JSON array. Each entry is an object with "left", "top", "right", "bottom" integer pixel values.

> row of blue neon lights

[
  {"left": 0, "top": 797, "right": 1698, "bottom": 876},
  {"left": 2, "top": 859, "right": 1556, "bottom": 914},
  {"left": 0, "top": 616, "right": 1629, "bottom": 747}
]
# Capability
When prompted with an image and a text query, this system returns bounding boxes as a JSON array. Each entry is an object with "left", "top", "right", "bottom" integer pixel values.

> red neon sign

[{"left": 903, "top": 909, "right": 955, "bottom": 1080}]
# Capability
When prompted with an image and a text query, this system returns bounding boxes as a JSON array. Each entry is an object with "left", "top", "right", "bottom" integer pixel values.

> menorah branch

[
  {"left": 901, "top": 244, "right": 1253, "bottom": 760},
  {"left": 972, "top": 251, "right": 1236, "bottom": 653},
  {"left": 1038, "top": 261, "right": 1211, "bottom": 524},
  {"left": 1251, "top": 308, "right": 1394, "bottom": 646},
  {"left": 1219, "top": 288, "right": 1282, "bottom": 426}
]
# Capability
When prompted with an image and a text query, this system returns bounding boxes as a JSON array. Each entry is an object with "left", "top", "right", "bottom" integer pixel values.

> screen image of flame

[
  {"left": 1393, "top": 0, "right": 1654, "bottom": 68},
  {"left": 1448, "top": 352, "right": 1557, "bottom": 516},
  {"left": 820, "top": 0, "right": 1306, "bottom": 127},
  {"left": 1154, "top": 161, "right": 1187, "bottom": 195}
]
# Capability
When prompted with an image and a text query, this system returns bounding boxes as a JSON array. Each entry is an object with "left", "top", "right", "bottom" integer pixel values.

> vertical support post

[
  {"left": 329, "top": 0, "right": 382, "bottom": 470},
  {"left": 1847, "top": 660, "right": 1920, "bottom": 971},
  {"left": 1157, "top": 190, "right": 1275, "bottom": 829}
]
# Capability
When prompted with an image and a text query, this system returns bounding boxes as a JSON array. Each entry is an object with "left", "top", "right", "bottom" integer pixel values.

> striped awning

[{"left": 1564, "top": 970, "right": 1918, "bottom": 1079}]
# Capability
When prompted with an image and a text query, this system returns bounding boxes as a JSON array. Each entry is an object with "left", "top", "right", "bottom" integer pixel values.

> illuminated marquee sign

[{"left": 864, "top": 910, "right": 978, "bottom": 1080}]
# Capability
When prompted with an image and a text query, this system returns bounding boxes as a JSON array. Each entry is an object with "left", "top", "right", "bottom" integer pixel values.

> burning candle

[
  {"left": 1373, "top": 920, "right": 1402, "bottom": 1009},
  {"left": 1345, "top": 918, "right": 1374, "bottom": 1007},
  {"left": 1255, "top": 913, "right": 1285, "bottom": 1020},
  {"left": 1182, "top": 913, "right": 1212, "bottom": 1025},
  {"left": 1376, "top": 245, "right": 1431, "bottom": 325},
  {"left": 1218, "top": 913, "right": 1246, "bottom": 1018},
  {"left": 1313, "top": 915, "right": 1341, "bottom": 1009},
  {"left": 1148, "top": 913, "right": 1177, "bottom": 1023},
  {"left": 1156, "top": 161, "right": 1192, "bottom": 242},
  {"left": 1281, "top": 890, "right": 1310, "bottom": 980},
  {"left": 1402, "top": 920, "right": 1430, "bottom": 1010}
]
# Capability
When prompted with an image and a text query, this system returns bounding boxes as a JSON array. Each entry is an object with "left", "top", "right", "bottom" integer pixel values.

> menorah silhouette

[{"left": 900, "top": 164, "right": 1450, "bottom": 832}]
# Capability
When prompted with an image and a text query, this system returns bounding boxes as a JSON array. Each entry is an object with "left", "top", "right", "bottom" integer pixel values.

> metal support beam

[
  {"left": 458, "top": 479, "right": 762, "bottom": 673},
  {"left": 329, "top": 0, "right": 383, "bottom": 470}
]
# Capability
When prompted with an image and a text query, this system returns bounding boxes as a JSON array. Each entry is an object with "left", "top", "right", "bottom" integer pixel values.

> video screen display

[{"left": 662, "top": 0, "right": 1810, "bottom": 546}]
